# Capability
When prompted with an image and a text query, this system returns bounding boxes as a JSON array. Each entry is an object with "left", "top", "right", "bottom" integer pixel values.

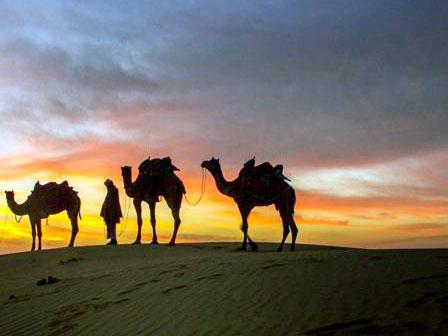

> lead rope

[
  {"left": 118, "top": 192, "right": 131, "bottom": 237},
  {"left": 14, "top": 214, "right": 23, "bottom": 223},
  {"left": 184, "top": 168, "right": 207, "bottom": 207}
]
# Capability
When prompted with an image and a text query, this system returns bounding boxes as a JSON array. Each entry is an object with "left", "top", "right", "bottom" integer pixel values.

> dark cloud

[{"left": 0, "top": 0, "right": 447, "bottom": 172}]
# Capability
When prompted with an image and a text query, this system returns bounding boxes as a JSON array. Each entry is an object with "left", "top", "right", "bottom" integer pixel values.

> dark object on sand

[
  {"left": 47, "top": 276, "right": 59, "bottom": 284},
  {"left": 59, "top": 257, "right": 79, "bottom": 265},
  {"left": 36, "top": 278, "right": 47, "bottom": 286},
  {"left": 36, "top": 276, "right": 60, "bottom": 286}
]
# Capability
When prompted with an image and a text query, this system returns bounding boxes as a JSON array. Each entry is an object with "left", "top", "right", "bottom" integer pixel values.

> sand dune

[{"left": 0, "top": 243, "right": 447, "bottom": 335}]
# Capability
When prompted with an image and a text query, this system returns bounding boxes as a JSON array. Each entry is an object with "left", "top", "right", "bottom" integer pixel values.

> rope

[
  {"left": 118, "top": 192, "right": 132, "bottom": 237},
  {"left": 184, "top": 168, "right": 207, "bottom": 207},
  {"left": 118, "top": 190, "right": 126, "bottom": 236},
  {"left": 14, "top": 215, "right": 23, "bottom": 223}
]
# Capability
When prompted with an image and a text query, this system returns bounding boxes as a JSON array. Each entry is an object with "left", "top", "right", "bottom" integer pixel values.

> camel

[
  {"left": 201, "top": 157, "right": 298, "bottom": 252},
  {"left": 121, "top": 164, "right": 185, "bottom": 245},
  {"left": 5, "top": 181, "right": 81, "bottom": 251}
]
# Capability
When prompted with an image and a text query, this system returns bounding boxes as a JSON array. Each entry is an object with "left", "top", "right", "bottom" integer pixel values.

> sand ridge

[{"left": 0, "top": 243, "right": 447, "bottom": 335}]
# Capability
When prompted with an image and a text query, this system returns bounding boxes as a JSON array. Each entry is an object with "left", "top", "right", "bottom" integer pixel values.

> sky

[{"left": 0, "top": 0, "right": 447, "bottom": 253}]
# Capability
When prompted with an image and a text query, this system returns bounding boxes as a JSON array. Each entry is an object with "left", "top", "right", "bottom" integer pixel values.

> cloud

[
  {"left": 1, "top": 1, "right": 447, "bottom": 171},
  {"left": 298, "top": 190, "right": 448, "bottom": 217},
  {"left": 297, "top": 215, "right": 349, "bottom": 227},
  {"left": 389, "top": 223, "right": 448, "bottom": 234}
]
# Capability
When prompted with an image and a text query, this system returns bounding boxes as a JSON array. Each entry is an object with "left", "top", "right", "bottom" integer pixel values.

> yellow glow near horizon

[{"left": 0, "top": 159, "right": 447, "bottom": 254}]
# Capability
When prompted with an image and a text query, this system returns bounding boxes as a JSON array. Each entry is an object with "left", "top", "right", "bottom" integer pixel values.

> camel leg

[
  {"left": 68, "top": 214, "right": 79, "bottom": 248},
  {"left": 149, "top": 202, "right": 158, "bottom": 245},
  {"left": 237, "top": 204, "right": 253, "bottom": 251},
  {"left": 30, "top": 221, "right": 36, "bottom": 252},
  {"left": 247, "top": 234, "right": 258, "bottom": 251},
  {"left": 168, "top": 207, "right": 181, "bottom": 246},
  {"left": 36, "top": 219, "right": 42, "bottom": 251},
  {"left": 133, "top": 199, "right": 142, "bottom": 245},
  {"left": 277, "top": 213, "right": 290, "bottom": 252},
  {"left": 289, "top": 216, "right": 298, "bottom": 252}
]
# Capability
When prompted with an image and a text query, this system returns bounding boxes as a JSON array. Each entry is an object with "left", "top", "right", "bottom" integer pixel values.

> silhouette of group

[{"left": 5, "top": 155, "right": 297, "bottom": 252}]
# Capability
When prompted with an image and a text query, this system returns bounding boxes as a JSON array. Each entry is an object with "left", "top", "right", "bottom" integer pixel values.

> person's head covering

[{"left": 104, "top": 179, "right": 114, "bottom": 188}]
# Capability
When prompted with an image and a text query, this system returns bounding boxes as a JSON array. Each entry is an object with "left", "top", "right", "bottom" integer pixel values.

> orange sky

[{"left": 0, "top": 149, "right": 447, "bottom": 254}]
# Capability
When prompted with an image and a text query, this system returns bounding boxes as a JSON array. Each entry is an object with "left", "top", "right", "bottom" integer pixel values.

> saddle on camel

[
  {"left": 137, "top": 156, "right": 184, "bottom": 201},
  {"left": 31, "top": 181, "right": 79, "bottom": 218},
  {"left": 238, "top": 157, "right": 291, "bottom": 198}
]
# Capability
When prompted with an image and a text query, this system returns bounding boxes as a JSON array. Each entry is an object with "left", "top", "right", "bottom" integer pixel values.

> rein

[
  {"left": 184, "top": 168, "right": 207, "bottom": 207},
  {"left": 118, "top": 190, "right": 132, "bottom": 237}
]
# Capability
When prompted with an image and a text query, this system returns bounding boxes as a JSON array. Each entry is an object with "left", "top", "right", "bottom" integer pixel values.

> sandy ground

[{"left": 0, "top": 243, "right": 447, "bottom": 336}]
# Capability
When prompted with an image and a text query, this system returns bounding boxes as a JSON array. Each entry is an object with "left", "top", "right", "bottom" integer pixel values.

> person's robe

[{"left": 100, "top": 184, "right": 122, "bottom": 224}]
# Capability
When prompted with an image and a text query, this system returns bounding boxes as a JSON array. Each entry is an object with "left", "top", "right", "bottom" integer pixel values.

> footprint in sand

[
  {"left": 89, "top": 274, "right": 112, "bottom": 281},
  {"left": 116, "top": 281, "right": 148, "bottom": 297},
  {"left": 262, "top": 263, "right": 285, "bottom": 270},
  {"left": 49, "top": 297, "right": 131, "bottom": 334},
  {"left": 4, "top": 294, "right": 31, "bottom": 305},
  {"left": 194, "top": 273, "right": 224, "bottom": 282},
  {"left": 159, "top": 269, "right": 176, "bottom": 276},
  {"left": 161, "top": 285, "right": 187, "bottom": 294},
  {"left": 48, "top": 303, "right": 88, "bottom": 335},
  {"left": 159, "top": 265, "right": 188, "bottom": 276},
  {"left": 117, "top": 287, "right": 141, "bottom": 297},
  {"left": 303, "top": 318, "right": 376, "bottom": 335}
]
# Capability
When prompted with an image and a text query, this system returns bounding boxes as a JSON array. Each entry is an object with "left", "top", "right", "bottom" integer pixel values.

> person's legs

[
  {"left": 106, "top": 221, "right": 117, "bottom": 245},
  {"left": 110, "top": 223, "right": 117, "bottom": 245}
]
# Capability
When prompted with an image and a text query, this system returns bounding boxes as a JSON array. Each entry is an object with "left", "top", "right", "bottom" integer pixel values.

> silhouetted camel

[
  {"left": 121, "top": 165, "right": 185, "bottom": 245},
  {"left": 5, "top": 181, "right": 81, "bottom": 251},
  {"left": 201, "top": 158, "right": 297, "bottom": 251}
]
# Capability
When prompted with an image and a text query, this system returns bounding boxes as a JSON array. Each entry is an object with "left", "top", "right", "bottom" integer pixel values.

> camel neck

[
  {"left": 210, "top": 165, "right": 235, "bottom": 197},
  {"left": 6, "top": 196, "right": 28, "bottom": 216},
  {"left": 122, "top": 170, "right": 136, "bottom": 198}
]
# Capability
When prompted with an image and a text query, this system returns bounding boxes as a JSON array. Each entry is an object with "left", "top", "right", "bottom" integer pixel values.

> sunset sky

[{"left": 0, "top": 1, "right": 447, "bottom": 253}]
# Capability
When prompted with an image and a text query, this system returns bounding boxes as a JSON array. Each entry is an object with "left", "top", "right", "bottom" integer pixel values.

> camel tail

[{"left": 77, "top": 197, "right": 82, "bottom": 220}]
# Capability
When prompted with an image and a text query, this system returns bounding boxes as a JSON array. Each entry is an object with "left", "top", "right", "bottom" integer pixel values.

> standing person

[{"left": 100, "top": 179, "right": 122, "bottom": 245}]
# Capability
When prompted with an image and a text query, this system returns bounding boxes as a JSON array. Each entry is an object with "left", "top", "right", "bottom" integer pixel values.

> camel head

[
  {"left": 5, "top": 190, "right": 14, "bottom": 203},
  {"left": 201, "top": 157, "right": 220, "bottom": 173},
  {"left": 121, "top": 166, "right": 134, "bottom": 197},
  {"left": 121, "top": 166, "right": 132, "bottom": 180}
]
